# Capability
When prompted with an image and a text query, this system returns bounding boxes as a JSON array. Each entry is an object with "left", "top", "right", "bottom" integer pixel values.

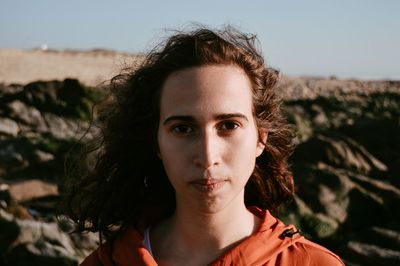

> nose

[{"left": 193, "top": 130, "right": 220, "bottom": 169}]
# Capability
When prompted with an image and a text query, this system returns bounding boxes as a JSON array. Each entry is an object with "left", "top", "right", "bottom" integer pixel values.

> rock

[
  {"left": 21, "top": 80, "right": 64, "bottom": 113},
  {"left": 311, "top": 212, "right": 339, "bottom": 238},
  {"left": 345, "top": 170, "right": 400, "bottom": 208},
  {"left": 8, "top": 180, "right": 58, "bottom": 203},
  {"left": 0, "top": 216, "right": 20, "bottom": 253},
  {"left": 19, "top": 79, "right": 97, "bottom": 120},
  {"left": 57, "top": 216, "right": 99, "bottom": 260},
  {"left": 7, "top": 100, "right": 48, "bottom": 132},
  {"left": 347, "top": 226, "right": 400, "bottom": 252},
  {"left": 292, "top": 132, "right": 388, "bottom": 175},
  {"left": 338, "top": 117, "right": 400, "bottom": 181},
  {"left": 318, "top": 184, "right": 348, "bottom": 223},
  {"left": 345, "top": 186, "right": 395, "bottom": 228},
  {"left": 277, "top": 195, "right": 339, "bottom": 239},
  {"left": 3, "top": 212, "right": 77, "bottom": 265},
  {"left": 339, "top": 241, "right": 400, "bottom": 266},
  {"left": 0, "top": 117, "right": 19, "bottom": 136},
  {"left": 284, "top": 105, "right": 313, "bottom": 142},
  {"left": 371, "top": 227, "right": 400, "bottom": 250},
  {"left": 58, "top": 79, "right": 86, "bottom": 107},
  {"left": 0, "top": 142, "right": 27, "bottom": 168},
  {"left": 0, "top": 183, "right": 11, "bottom": 204},
  {"left": 0, "top": 137, "right": 57, "bottom": 178},
  {"left": 6, "top": 204, "right": 33, "bottom": 220},
  {"left": 6, "top": 242, "right": 78, "bottom": 266},
  {"left": 310, "top": 104, "right": 330, "bottom": 127},
  {"left": 0, "top": 83, "right": 23, "bottom": 94},
  {"left": 293, "top": 161, "right": 400, "bottom": 231},
  {"left": 43, "top": 113, "right": 78, "bottom": 139},
  {"left": 34, "top": 150, "right": 54, "bottom": 163},
  {"left": 0, "top": 209, "right": 97, "bottom": 265},
  {"left": 0, "top": 134, "right": 83, "bottom": 182}
]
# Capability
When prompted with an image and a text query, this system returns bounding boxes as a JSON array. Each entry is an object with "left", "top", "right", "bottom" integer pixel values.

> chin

[{"left": 195, "top": 195, "right": 240, "bottom": 215}]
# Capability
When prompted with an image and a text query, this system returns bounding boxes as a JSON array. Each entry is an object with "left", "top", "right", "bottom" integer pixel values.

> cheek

[
  {"left": 157, "top": 130, "right": 169, "bottom": 160},
  {"left": 157, "top": 144, "right": 178, "bottom": 181},
  {"left": 157, "top": 134, "right": 187, "bottom": 173},
  {"left": 228, "top": 135, "right": 259, "bottom": 169}
]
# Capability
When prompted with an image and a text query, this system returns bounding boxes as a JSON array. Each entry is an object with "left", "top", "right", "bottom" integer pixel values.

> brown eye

[
  {"left": 219, "top": 121, "right": 239, "bottom": 131},
  {"left": 173, "top": 124, "right": 194, "bottom": 134}
]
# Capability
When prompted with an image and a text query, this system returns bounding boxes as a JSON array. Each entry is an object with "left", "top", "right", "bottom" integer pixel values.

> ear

[{"left": 256, "top": 129, "right": 268, "bottom": 157}]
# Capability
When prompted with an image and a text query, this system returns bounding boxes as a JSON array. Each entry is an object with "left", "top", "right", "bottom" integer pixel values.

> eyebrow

[{"left": 163, "top": 113, "right": 249, "bottom": 125}]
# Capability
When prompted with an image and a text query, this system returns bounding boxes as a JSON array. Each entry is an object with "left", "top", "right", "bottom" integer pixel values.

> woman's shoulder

[
  {"left": 243, "top": 207, "right": 344, "bottom": 265},
  {"left": 79, "top": 227, "right": 156, "bottom": 266}
]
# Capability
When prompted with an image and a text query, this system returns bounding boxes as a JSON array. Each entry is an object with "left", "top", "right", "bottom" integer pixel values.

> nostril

[{"left": 193, "top": 155, "right": 219, "bottom": 169}]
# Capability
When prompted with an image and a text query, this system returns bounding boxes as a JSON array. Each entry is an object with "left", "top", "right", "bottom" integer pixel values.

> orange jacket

[{"left": 81, "top": 207, "right": 344, "bottom": 265}]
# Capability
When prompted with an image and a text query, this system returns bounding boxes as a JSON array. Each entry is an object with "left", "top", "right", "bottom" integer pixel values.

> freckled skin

[{"left": 157, "top": 65, "right": 265, "bottom": 214}]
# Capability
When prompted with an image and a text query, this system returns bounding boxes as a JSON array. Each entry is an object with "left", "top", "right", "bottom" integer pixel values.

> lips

[{"left": 190, "top": 178, "right": 226, "bottom": 192}]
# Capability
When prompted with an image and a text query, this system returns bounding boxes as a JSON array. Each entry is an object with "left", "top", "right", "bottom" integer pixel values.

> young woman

[{"left": 64, "top": 26, "right": 344, "bottom": 265}]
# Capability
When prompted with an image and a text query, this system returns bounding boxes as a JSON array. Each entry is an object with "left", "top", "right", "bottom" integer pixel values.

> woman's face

[{"left": 157, "top": 65, "right": 265, "bottom": 213}]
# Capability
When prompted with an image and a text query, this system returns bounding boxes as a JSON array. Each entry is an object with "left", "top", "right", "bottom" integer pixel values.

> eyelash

[
  {"left": 173, "top": 124, "right": 194, "bottom": 134},
  {"left": 218, "top": 121, "right": 240, "bottom": 131},
  {"left": 171, "top": 121, "right": 240, "bottom": 135}
]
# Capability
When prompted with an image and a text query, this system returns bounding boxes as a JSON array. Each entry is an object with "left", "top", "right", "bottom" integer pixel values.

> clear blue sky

[{"left": 1, "top": 0, "right": 399, "bottom": 80}]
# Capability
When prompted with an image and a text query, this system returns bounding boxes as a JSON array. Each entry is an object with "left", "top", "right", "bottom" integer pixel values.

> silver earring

[{"left": 144, "top": 176, "right": 148, "bottom": 188}]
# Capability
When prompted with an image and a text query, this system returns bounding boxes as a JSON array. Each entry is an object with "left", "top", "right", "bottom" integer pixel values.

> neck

[
  {"left": 174, "top": 200, "right": 254, "bottom": 247},
  {"left": 151, "top": 195, "right": 261, "bottom": 265}
]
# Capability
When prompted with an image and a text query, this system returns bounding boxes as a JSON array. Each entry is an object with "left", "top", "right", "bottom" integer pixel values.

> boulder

[
  {"left": 292, "top": 132, "right": 387, "bottom": 175},
  {"left": 8, "top": 180, "right": 58, "bottom": 203},
  {"left": 338, "top": 241, "right": 400, "bottom": 266},
  {"left": 6, "top": 243, "right": 78, "bottom": 266},
  {"left": 292, "top": 162, "right": 400, "bottom": 229},
  {"left": 19, "top": 79, "right": 96, "bottom": 119},
  {"left": 6, "top": 100, "right": 48, "bottom": 132},
  {"left": 338, "top": 117, "right": 400, "bottom": 181},
  {"left": 34, "top": 150, "right": 54, "bottom": 163},
  {"left": 0, "top": 142, "right": 27, "bottom": 168},
  {"left": 5, "top": 204, "right": 33, "bottom": 220},
  {"left": 43, "top": 113, "right": 79, "bottom": 139},
  {"left": 0, "top": 117, "right": 19, "bottom": 137},
  {"left": 0, "top": 209, "right": 98, "bottom": 265},
  {"left": 0, "top": 216, "right": 20, "bottom": 253}
]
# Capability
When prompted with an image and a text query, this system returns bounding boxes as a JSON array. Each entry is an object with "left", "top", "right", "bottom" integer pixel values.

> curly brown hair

[{"left": 62, "top": 26, "right": 295, "bottom": 239}]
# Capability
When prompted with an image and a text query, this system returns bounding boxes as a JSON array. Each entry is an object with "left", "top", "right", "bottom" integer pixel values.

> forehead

[{"left": 159, "top": 65, "right": 254, "bottom": 116}]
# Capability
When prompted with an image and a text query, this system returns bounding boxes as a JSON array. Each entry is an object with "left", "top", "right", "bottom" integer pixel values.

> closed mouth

[{"left": 190, "top": 178, "right": 226, "bottom": 192}]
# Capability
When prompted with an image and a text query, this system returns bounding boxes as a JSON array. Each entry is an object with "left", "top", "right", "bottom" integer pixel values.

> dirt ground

[{"left": 0, "top": 49, "right": 142, "bottom": 86}]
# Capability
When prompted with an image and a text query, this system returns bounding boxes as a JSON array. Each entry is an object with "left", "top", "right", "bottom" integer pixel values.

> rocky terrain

[
  {"left": 0, "top": 49, "right": 399, "bottom": 265},
  {"left": 278, "top": 79, "right": 400, "bottom": 266}
]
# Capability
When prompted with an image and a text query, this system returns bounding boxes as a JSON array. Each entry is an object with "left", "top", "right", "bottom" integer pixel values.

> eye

[
  {"left": 173, "top": 124, "right": 194, "bottom": 134},
  {"left": 218, "top": 121, "right": 240, "bottom": 131}
]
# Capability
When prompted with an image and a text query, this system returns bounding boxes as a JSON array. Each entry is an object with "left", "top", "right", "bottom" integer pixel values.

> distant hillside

[{"left": 0, "top": 49, "right": 142, "bottom": 86}]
